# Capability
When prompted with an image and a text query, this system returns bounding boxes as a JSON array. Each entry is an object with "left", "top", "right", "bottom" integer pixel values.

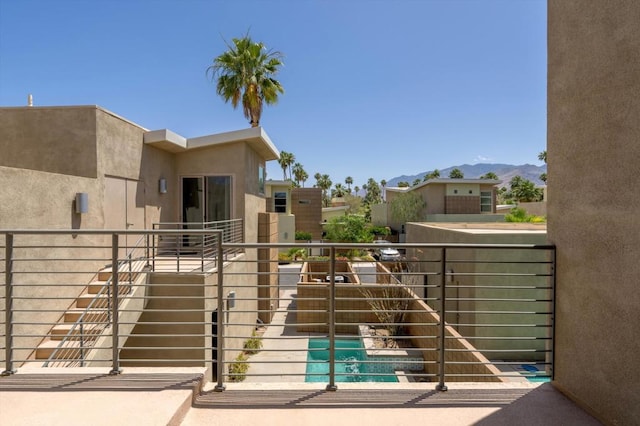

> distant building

[
  {"left": 265, "top": 183, "right": 324, "bottom": 244},
  {"left": 373, "top": 178, "right": 503, "bottom": 235}
]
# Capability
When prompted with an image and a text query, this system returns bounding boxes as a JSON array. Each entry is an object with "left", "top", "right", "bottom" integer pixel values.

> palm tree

[
  {"left": 292, "top": 162, "right": 308, "bottom": 187},
  {"left": 208, "top": 34, "right": 284, "bottom": 127},
  {"left": 380, "top": 179, "right": 387, "bottom": 201},
  {"left": 345, "top": 176, "right": 353, "bottom": 193},
  {"left": 538, "top": 150, "right": 547, "bottom": 183},
  {"left": 333, "top": 183, "right": 347, "bottom": 198},
  {"left": 449, "top": 168, "right": 464, "bottom": 179},
  {"left": 362, "top": 178, "right": 382, "bottom": 221},
  {"left": 424, "top": 169, "right": 440, "bottom": 181},
  {"left": 538, "top": 150, "right": 547, "bottom": 163},
  {"left": 277, "top": 151, "right": 294, "bottom": 180},
  {"left": 480, "top": 172, "right": 498, "bottom": 180},
  {"left": 316, "top": 174, "right": 332, "bottom": 207},
  {"left": 354, "top": 186, "right": 360, "bottom": 196}
]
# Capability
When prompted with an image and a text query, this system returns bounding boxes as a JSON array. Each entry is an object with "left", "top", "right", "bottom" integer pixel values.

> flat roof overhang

[{"left": 144, "top": 126, "right": 279, "bottom": 160}]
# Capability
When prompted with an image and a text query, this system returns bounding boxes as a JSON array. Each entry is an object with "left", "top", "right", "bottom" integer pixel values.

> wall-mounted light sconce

[
  {"left": 159, "top": 178, "right": 168, "bottom": 194},
  {"left": 75, "top": 192, "right": 88, "bottom": 214},
  {"left": 227, "top": 291, "right": 236, "bottom": 309}
]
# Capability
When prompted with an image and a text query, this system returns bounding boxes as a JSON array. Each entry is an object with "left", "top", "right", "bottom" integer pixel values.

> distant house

[
  {"left": 373, "top": 178, "right": 503, "bottom": 234},
  {"left": 265, "top": 183, "right": 324, "bottom": 244}
]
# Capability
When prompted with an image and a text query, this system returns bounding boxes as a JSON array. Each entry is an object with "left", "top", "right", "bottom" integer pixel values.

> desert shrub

[
  {"left": 505, "top": 207, "right": 546, "bottom": 223},
  {"left": 359, "top": 284, "right": 409, "bottom": 347},
  {"left": 295, "top": 231, "right": 312, "bottom": 241},
  {"left": 369, "top": 225, "right": 391, "bottom": 237},
  {"left": 287, "top": 247, "right": 307, "bottom": 261},
  {"left": 243, "top": 331, "right": 263, "bottom": 355},
  {"left": 278, "top": 252, "right": 291, "bottom": 262},
  {"left": 228, "top": 353, "right": 249, "bottom": 382}
]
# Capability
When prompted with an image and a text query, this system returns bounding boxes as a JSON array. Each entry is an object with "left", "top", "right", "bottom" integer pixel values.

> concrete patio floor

[{"left": 0, "top": 371, "right": 602, "bottom": 426}]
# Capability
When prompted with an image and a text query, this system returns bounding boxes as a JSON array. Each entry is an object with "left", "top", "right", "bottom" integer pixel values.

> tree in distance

[{"left": 448, "top": 168, "right": 464, "bottom": 179}]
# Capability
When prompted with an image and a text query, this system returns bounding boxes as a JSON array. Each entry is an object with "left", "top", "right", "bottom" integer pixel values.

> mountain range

[{"left": 387, "top": 163, "right": 547, "bottom": 188}]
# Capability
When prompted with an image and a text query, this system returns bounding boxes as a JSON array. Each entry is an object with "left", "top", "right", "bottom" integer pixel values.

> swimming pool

[
  {"left": 520, "top": 364, "right": 551, "bottom": 383},
  {"left": 305, "top": 338, "right": 399, "bottom": 383}
]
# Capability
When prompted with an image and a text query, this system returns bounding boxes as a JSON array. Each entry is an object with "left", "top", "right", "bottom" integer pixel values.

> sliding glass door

[{"left": 181, "top": 176, "right": 231, "bottom": 246}]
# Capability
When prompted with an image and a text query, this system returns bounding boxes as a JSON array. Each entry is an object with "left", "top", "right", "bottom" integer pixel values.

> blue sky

[{"left": 0, "top": 0, "right": 546, "bottom": 189}]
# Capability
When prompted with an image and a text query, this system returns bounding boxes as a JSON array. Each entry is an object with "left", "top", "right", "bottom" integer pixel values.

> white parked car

[{"left": 372, "top": 240, "right": 402, "bottom": 261}]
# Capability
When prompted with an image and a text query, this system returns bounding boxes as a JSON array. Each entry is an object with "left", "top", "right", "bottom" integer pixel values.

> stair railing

[{"left": 43, "top": 235, "right": 146, "bottom": 367}]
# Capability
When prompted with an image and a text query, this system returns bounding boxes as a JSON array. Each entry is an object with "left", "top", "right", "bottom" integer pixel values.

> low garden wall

[{"left": 296, "top": 261, "right": 502, "bottom": 382}]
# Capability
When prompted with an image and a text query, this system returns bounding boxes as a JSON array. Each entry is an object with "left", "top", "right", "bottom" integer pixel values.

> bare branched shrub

[{"left": 359, "top": 283, "right": 410, "bottom": 347}]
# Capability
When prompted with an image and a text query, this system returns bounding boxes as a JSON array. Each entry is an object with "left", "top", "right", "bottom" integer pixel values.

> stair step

[
  {"left": 97, "top": 270, "right": 139, "bottom": 282},
  {"left": 88, "top": 280, "right": 110, "bottom": 294},
  {"left": 76, "top": 293, "right": 111, "bottom": 308},
  {"left": 50, "top": 323, "right": 103, "bottom": 341},
  {"left": 35, "top": 339, "right": 84, "bottom": 360},
  {"left": 64, "top": 308, "right": 109, "bottom": 323}
]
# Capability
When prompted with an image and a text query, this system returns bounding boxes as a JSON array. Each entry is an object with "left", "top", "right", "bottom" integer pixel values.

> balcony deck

[{"left": 0, "top": 370, "right": 601, "bottom": 425}]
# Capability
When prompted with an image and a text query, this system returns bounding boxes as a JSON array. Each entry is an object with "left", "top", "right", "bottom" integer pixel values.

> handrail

[
  {"left": 1, "top": 232, "right": 554, "bottom": 390},
  {"left": 152, "top": 219, "right": 244, "bottom": 271},
  {"left": 43, "top": 235, "right": 147, "bottom": 367}
]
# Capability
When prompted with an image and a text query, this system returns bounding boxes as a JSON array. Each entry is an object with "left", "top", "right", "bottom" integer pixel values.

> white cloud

[{"left": 472, "top": 155, "right": 493, "bottom": 163}]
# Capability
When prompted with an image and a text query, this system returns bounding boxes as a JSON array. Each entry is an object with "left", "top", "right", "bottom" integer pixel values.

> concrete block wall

[
  {"left": 445, "top": 195, "right": 480, "bottom": 214},
  {"left": 291, "top": 188, "right": 323, "bottom": 240},
  {"left": 257, "top": 213, "right": 279, "bottom": 323}
]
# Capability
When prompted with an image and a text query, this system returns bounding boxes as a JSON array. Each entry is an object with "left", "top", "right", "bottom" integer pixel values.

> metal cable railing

[
  {"left": 1, "top": 232, "right": 555, "bottom": 391},
  {"left": 152, "top": 219, "right": 243, "bottom": 272},
  {"left": 43, "top": 236, "right": 147, "bottom": 367}
]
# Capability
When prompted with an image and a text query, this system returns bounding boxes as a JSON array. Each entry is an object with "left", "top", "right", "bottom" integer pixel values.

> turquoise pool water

[
  {"left": 520, "top": 364, "right": 551, "bottom": 383},
  {"left": 305, "top": 338, "right": 398, "bottom": 383}
]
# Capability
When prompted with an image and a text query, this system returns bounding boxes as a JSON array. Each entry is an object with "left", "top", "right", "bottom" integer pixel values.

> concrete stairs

[{"left": 33, "top": 261, "right": 146, "bottom": 366}]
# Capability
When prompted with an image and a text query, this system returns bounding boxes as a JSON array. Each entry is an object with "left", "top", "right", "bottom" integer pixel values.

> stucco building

[
  {"left": 373, "top": 178, "right": 503, "bottom": 235},
  {"left": 0, "top": 105, "right": 281, "bottom": 378}
]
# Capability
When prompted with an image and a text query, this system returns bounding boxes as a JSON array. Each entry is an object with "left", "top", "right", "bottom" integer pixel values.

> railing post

[
  {"left": 215, "top": 231, "right": 226, "bottom": 391},
  {"left": 176, "top": 228, "right": 180, "bottom": 273},
  {"left": 326, "top": 246, "right": 337, "bottom": 391},
  {"left": 550, "top": 247, "right": 556, "bottom": 380},
  {"left": 80, "top": 319, "right": 85, "bottom": 367},
  {"left": 110, "top": 233, "right": 122, "bottom": 375},
  {"left": 436, "top": 247, "right": 448, "bottom": 391},
  {"left": 2, "top": 233, "right": 16, "bottom": 376}
]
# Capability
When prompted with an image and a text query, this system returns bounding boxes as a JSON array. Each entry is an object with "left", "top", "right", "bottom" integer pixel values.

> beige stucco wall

[
  {"left": 277, "top": 214, "right": 295, "bottom": 246},
  {"left": 0, "top": 106, "right": 178, "bottom": 231},
  {"left": 548, "top": 1, "right": 640, "bottom": 424},
  {"left": 0, "top": 106, "right": 270, "bottom": 368},
  {"left": 244, "top": 193, "right": 265, "bottom": 244},
  {"left": 176, "top": 143, "right": 245, "bottom": 221},
  {"left": 405, "top": 223, "right": 549, "bottom": 362},
  {"left": 0, "top": 106, "right": 98, "bottom": 178}
]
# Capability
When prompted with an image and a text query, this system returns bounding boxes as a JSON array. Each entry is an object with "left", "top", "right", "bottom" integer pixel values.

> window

[
  {"left": 274, "top": 191, "right": 287, "bottom": 213},
  {"left": 258, "top": 166, "right": 265, "bottom": 195},
  {"left": 480, "top": 191, "right": 492, "bottom": 212},
  {"left": 181, "top": 175, "right": 232, "bottom": 246}
]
